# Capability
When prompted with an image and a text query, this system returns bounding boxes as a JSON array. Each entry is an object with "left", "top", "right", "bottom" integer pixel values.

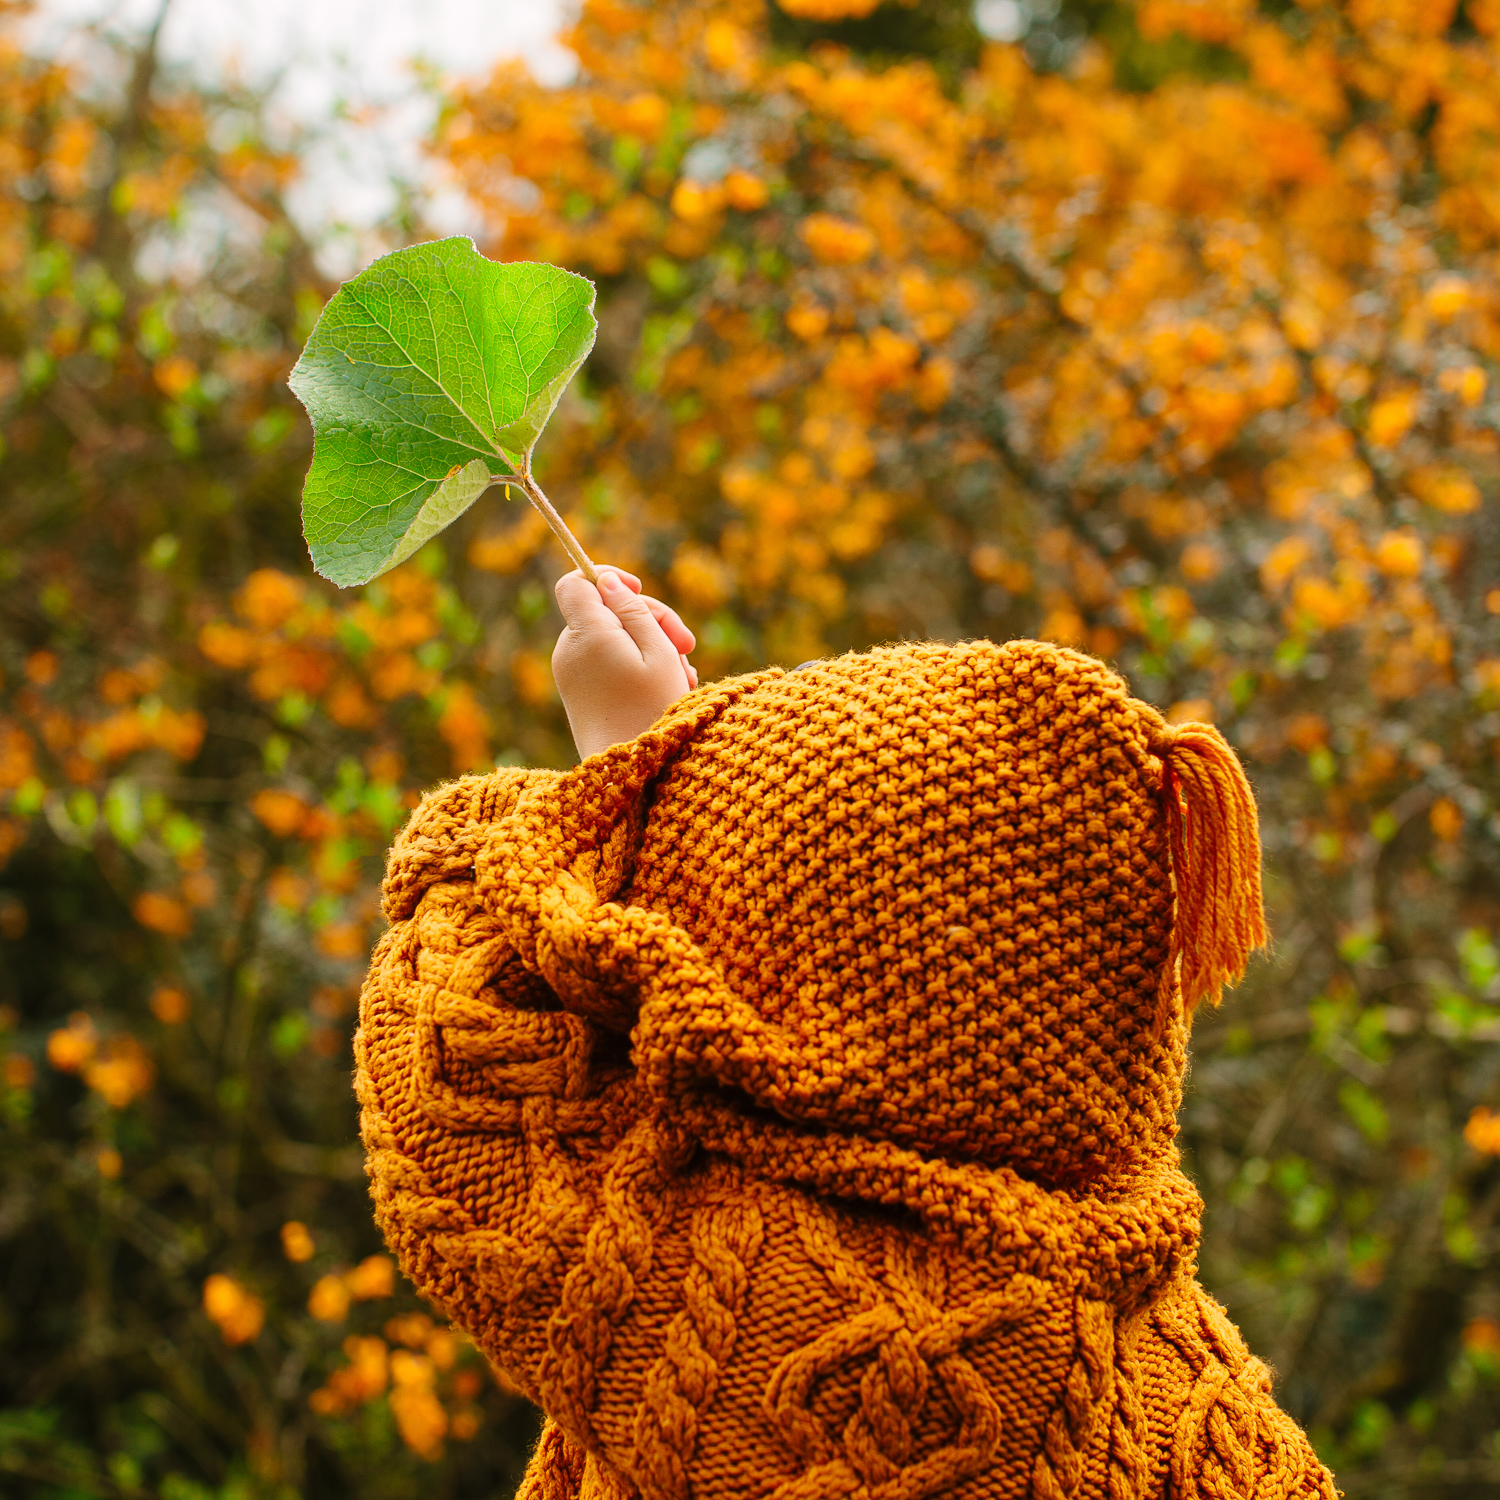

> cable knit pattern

[
  {"left": 631, "top": 1199, "right": 765, "bottom": 1500},
  {"left": 1106, "top": 1312, "right": 1152, "bottom": 1500},
  {"left": 354, "top": 640, "right": 1337, "bottom": 1500},
  {"left": 1031, "top": 1297, "right": 1115, "bottom": 1500},
  {"left": 1149, "top": 1286, "right": 1331, "bottom": 1500}
]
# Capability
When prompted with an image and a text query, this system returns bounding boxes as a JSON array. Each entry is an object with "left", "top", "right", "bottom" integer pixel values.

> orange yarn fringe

[{"left": 1153, "top": 721, "right": 1268, "bottom": 1022}]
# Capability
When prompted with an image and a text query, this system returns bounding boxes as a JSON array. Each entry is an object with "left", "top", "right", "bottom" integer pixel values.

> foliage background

[{"left": 3, "top": 0, "right": 1500, "bottom": 1496}]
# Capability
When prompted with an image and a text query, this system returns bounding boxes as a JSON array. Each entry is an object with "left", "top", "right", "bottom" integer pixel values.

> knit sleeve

[
  {"left": 516, "top": 1421, "right": 629, "bottom": 1500},
  {"left": 355, "top": 767, "right": 643, "bottom": 1408},
  {"left": 1135, "top": 1281, "right": 1338, "bottom": 1500}
]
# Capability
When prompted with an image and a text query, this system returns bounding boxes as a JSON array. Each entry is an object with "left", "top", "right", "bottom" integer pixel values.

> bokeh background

[{"left": 3, "top": 0, "right": 1500, "bottom": 1496}]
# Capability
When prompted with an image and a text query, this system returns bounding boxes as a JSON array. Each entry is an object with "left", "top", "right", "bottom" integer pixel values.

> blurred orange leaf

[
  {"left": 344, "top": 1255, "right": 396, "bottom": 1301},
  {"left": 252, "top": 789, "right": 311, "bottom": 839},
  {"left": 133, "top": 892, "right": 191, "bottom": 938},
  {"left": 203, "top": 1274, "right": 265, "bottom": 1346}
]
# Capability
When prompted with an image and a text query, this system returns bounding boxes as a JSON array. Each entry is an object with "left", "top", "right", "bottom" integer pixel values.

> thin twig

[{"left": 516, "top": 469, "right": 599, "bottom": 582}]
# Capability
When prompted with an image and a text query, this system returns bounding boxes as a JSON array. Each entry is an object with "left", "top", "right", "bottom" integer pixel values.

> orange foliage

[
  {"left": 153, "top": 355, "right": 197, "bottom": 398},
  {"left": 281, "top": 1221, "right": 316, "bottom": 1262},
  {"left": 84, "top": 1034, "right": 154, "bottom": 1108},
  {"left": 344, "top": 1255, "right": 396, "bottom": 1301},
  {"left": 203, "top": 1275, "right": 265, "bottom": 1346},
  {"left": 428, "top": 0, "right": 1500, "bottom": 687},
  {"left": 308, "top": 1274, "right": 352, "bottom": 1323},
  {"left": 389, "top": 1350, "right": 447, "bottom": 1458},
  {"left": 799, "top": 213, "right": 877, "bottom": 264},
  {"left": 46, "top": 1013, "right": 97, "bottom": 1073},
  {"left": 510, "top": 650, "right": 554, "bottom": 707},
  {"left": 778, "top": 0, "right": 884, "bottom": 17},
  {"left": 436, "top": 683, "right": 490, "bottom": 772},
  {"left": 0, "top": 721, "right": 36, "bottom": 790},
  {"left": 24, "top": 650, "right": 58, "bottom": 685},
  {"left": 469, "top": 507, "right": 550, "bottom": 573},
  {"left": 1409, "top": 465, "right": 1481, "bottom": 514},
  {"left": 1430, "top": 797, "right": 1464, "bottom": 842},
  {"left": 723, "top": 168, "right": 768, "bottom": 211},
  {"left": 309, "top": 1336, "right": 388, "bottom": 1414},
  {"left": 252, "top": 789, "right": 311, "bottom": 838},
  {"left": 79, "top": 705, "right": 204, "bottom": 764},
  {"left": 198, "top": 622, "right": 259, "bottom": 670},
  {"left": 315, "top": 922, "right": 366, "bottom": 960},
  {"left": 1374, "top": 530, "right": 1424, "bottom": 578},
  {"left": 133, "top": 892, "right": 191, "bottom": 938},
  {"left": 0, "top": 24, "right": 544, "bottom": 1488},
  {"left": 237, "top": 569, "right": 304, "bottom": 631},
  {"left": 1465, "top": 1106, "right": 1500, "bottom": 1156}
]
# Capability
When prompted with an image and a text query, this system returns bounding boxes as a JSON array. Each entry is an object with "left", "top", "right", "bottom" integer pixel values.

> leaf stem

[{"left": 512, "top": 470, "right": 599, "bottom": 583}]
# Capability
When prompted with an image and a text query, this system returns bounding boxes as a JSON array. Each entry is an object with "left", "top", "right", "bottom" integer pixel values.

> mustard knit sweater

[{"left": 355, "top": 639, "right": 1338, "bottom": 1500}]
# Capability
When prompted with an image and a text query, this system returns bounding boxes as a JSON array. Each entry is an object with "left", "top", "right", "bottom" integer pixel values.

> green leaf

[
  {"left": 1338, "top": 1079, "right": 1389, "bottom": 1145},
  {"left": 289, "top": 238, "right": 597, "bottom": 587}
]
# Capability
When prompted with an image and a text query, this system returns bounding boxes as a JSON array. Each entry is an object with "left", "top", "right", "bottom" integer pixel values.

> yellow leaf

[
  {"left": 1374, "top": 530, "right": 1423, "bottom": 578},
  {"left": 1466, "top": 1106, "right": 1500, "bottom": 1156},
  {"left": 1181, "top": 542, "right": 1222, "bottom": 582},
  {"left": 84, "top": 1036, "right": 154, "bottom": 1108},
  {"left": 723, "top": 169, "right": 768, "bottom": 211},
  {"left": 1439, "top": 365, "right": 1487, "bottom": 408},
  {"left": 1367, "top": 390, "right": 1419, "bottom": 447},
  {"left": 281, "top": 1221, "right": 316, "bottom": 1263},
  {"left": 1409, "top": 464, "right": 1480, "bottom": 514},
  {"left": 1430, "top": 797, "right": 1464, "bottom": 842},
  {"left": 1425, "top": 274, "right": 1470, "bottom": 322},
  {"left": 776, "top": 0, "right": 881, "bottom": 16},
  {"left": 308, "top": 1274, "right": 351, "bottom": 1322},
  {"left": 133, "top": 892, "right": 191, "bottom": 938},
  {"left": 235, "top": 569, "right": 304, "bottom": 631},
  {"left": 798, "top": 213, "right": 876, "bottom": 265},
  {"left": 344, "top": 1254, "right": 396, "bottom": 1301},
  {"left": 153, "top": 356, "right": 198, "bottom": 399},
  {"left": 204, "top": 1274, "right": 265, "bottom": 1346},
  {"left": 46, "top": 1014, "right": 97, "bottom": 1073},
  {"left": 670, "top": 178, "right": 725, "bottom": 222},
  {"left": 786, "top": 302, "right": 829, "bottom": 340},
  {"left": 251, "top": 789, "right": 311, "bottom": 838},
  {"left": 1260, "top": 535, "right": 1313, "bottom": 591},
  {"left": 511, "top": 649, "right": 555, "bottom": 707}
]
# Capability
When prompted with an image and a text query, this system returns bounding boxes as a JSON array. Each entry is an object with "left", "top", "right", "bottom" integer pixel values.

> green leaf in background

[{"left": 289, "top": 237, "right": 598, "bottom": 587}]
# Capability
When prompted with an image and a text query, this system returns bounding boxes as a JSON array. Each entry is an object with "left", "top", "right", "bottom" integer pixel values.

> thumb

[
  {"left": 554, "top": 570, "right": 622, "bottom": 636},
  {"left": 598, "top": 569, "right": 675, "bottom": 664}
]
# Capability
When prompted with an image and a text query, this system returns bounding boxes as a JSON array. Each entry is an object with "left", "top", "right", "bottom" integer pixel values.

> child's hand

[{"left": 552, "top": 567, "right": 698, "bottom": 760}]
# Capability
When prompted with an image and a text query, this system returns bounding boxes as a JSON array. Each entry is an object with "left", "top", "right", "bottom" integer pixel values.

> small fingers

[
  {"left": 554, "top": 570, "right": 622, "bottom": 634},
  {"left": 595, "top": 566, "right": 642, "bottom": 595},
  {"left": 554, "top": 568, "right": 694, "bottom": 688},
  {"left": 597, "top": 570, "right": 676, "bottom": 663},
  {"left": 554, "top": 568, "right": 643, "bottom": 632},
  {"left": 642, "top": 595, "right": 696, "bottom": 655}
]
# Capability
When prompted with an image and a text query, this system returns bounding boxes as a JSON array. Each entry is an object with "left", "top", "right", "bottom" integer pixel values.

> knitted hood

[{"left": 356, "top": 640, "right": 1335, "bottom": 1500}]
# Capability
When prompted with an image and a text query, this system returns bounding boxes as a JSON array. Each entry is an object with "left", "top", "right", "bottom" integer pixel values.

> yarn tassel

[{"left": 1153, "top": 721, "right": 1268, "bottom": 1021}]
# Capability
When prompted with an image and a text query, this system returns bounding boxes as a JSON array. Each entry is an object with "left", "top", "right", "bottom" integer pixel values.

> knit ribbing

[{"left": 355, "top": 639, "right": 1334, "bottom": 1500}]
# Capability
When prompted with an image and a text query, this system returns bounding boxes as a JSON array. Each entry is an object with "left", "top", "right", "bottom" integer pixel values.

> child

[{"left": 355, "top": 569, "right": 1337, "bottom": 1500}]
